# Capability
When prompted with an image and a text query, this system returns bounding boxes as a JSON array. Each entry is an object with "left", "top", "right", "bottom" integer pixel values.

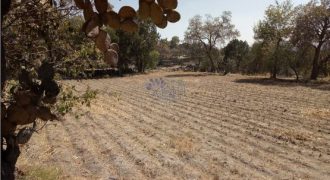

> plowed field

[{"left": 18, "top": 71, "right": 330, "bottom": 180}]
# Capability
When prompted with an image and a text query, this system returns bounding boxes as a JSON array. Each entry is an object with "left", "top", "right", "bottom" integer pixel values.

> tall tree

[
  {"left": 244, "top": 42, "right": 270, "bottom": 74},
  {"left": 170, "top": 36, "right": 180, "bottom": 49},
  {"left": 185, "top": 12, "right": 239, "bottom": 72},
  {"left": 223, "top": 39, "right": 249, "bottom": 73},
  {"left": 156, "top": 38, "right": 171, "bottom": 62},
  {"left": 117, "top": 21, "right": 159, "bottom": 73},
  {"left": 292, "top": 0, "right": 330, "bottom": 80},
  {"left": 254, "top": 0, "right": 295, "bottom": 79}
]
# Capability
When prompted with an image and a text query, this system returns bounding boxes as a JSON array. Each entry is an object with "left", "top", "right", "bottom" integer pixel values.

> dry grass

[
  {"left": 16, "top": 165, "right": 63, "bottom": 180},
  {"left": 301, "top": 108, "right": 330, "bottom": 119},
  {"left": 274, "top": 128, "right": 313, "bottom": 144},
  {"left": 168, "top": 133, "right": 198, "bottom": 158}
]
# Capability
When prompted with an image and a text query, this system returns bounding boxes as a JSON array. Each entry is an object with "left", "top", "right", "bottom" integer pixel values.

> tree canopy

[
  {"left": 254, "top": 0, "right": 295, "bottom": 78},
  {"left": 185, "top": 12, "right": 239, "bottom": 72},
  {"left": 170, "top": 36, "right": 180, "bottom": 49},
  {"left": 292, "top": 0, "right": 330, "bottom": 79},
  {"left": 223, "top": 39, "right": 249, "bottom": 72}
]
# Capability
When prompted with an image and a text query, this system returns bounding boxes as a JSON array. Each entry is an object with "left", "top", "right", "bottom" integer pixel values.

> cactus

[
  {"left": 75, "top": 0, "right": 181, "bottom": 67},
  {"left": 1, "top": 1, "right": 180, "bottom": 179}
]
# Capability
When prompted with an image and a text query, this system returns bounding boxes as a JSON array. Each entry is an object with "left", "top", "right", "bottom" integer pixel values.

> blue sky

[{"left": 111, "top": 0, "right": 310, "bottom": 45}]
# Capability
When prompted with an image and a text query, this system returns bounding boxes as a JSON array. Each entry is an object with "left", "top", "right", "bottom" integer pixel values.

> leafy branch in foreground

[
  {"left": 56, "top": 85, "right": 97, "bottom": 115},
  {"left": 1, "top": 0, "right": 181, "bottom": 179}
]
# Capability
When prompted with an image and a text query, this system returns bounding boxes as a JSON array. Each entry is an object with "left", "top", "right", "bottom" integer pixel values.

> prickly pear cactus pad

[{"left": 74, "top": 0, "right": 181, "bottom": 67}]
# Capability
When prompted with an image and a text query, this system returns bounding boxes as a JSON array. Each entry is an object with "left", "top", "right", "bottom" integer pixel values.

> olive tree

[
  {"left": 185, "top": 12, "right": 239, "bottom": 72},
  {"left": 254, "top": 0, "right": 295, "bottom": 79},
  {"left": 291, "top": 0, "right": 330, "bottom": 80},
  {"left": 223, "top": 39, "right": 249, "bottom": 73}
]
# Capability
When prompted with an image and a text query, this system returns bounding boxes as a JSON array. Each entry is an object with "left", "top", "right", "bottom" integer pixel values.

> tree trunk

[
  {"left": 1, "top": 0, "right": 11, "bottom": 91},
  {"left": 270, "top": 39, "right": 281, "bottom": 79},
  {"left": 137, "top": 59, "right": 142, "bottom": 72},
  {"left": 1, "top": 42, "right": 6, "bottom": 91},
  {"left": 310, "top": 20, "right": 327, "bottom": 80},
  {"left": 236, "top": 60, "right": 240, "bottom": 73},
  {"left": 137, "top": 59, "right": 144, "bottom": 73},
  {"left": 290, "top": 65, "right": 299, "bottom": 82},
  {"left": 222, "top": 57, "right": 230, "bottom": 75},
  {"left": 2, "top": 137, "right": 21, "bottom": 180},
  {"left": 135, "top": 55, "right": 142, "bottom": 73},
  {"left": 40, "top": 31, "right": 53, "bottom": 60},
  {"left": 200, "top": 40, "right": 217, "bottom": 72},
  {"left": 196, "top": 58, "right": 201, "bottom": 71},
  {"left": 310, "top": 45, "right": 322, "bottom": 80},
  {"left": 322, "top": 61, "right": 329, "bottom": 77},
  {"left": 1, "top": 1, "right": 20, "bottom": 179},
  {"left": 142, "top": 59, "right": 145, "bottom": 73},
  {"left": 271, "top": 65, "right": 277, "bottom": 79},
  {"left": 206, "top": 52, "right": 216, "bottom": 72}
]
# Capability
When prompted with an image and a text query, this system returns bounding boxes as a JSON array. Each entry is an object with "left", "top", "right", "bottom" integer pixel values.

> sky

[{"left": 111, "top": 0, "right": 310, "bottom": 45}]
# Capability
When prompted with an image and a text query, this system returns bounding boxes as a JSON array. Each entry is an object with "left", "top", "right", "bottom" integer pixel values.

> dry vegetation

[{"left": 17, "top": 71, "right": 330, "bottom": 179}]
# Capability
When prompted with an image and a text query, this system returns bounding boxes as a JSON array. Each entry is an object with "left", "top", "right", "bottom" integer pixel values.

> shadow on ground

[
  {"left": 234, "top": 78, "right": 330, "bottom": 91},
  {"left": 165, "top": 73, "right": 216, "bottom": 78}
]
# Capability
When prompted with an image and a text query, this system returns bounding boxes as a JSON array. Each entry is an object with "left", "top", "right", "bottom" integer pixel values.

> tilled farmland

[{"left": 18, "top": 71, "right": 330, "bottom": 179}]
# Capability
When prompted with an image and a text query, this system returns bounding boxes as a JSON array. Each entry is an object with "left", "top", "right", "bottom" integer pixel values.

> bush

[{"left": 146, "top": 50, "right": 160, "bottom": 69}]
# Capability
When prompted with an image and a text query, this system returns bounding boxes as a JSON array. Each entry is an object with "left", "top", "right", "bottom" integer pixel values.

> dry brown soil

[{"left": 17, "top": 71, "right": 330, "bottom": 180}]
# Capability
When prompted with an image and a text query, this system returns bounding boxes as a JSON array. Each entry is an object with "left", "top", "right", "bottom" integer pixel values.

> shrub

[{"left": 146, "top": 50, "right": 160, "bottom": 69}]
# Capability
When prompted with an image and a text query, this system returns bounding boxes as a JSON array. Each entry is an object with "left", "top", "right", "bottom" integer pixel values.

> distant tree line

[
  {"left": 4, "top": 0, "right": 327, "bottom": 80},
  {"left": 179, "top": 0, "right": 329, "bottom": 80}
]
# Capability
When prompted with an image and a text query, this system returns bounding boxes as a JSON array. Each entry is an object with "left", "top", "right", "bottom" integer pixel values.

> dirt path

[{"left": 17, "top": 71, "right": 330, "bottom": 179}]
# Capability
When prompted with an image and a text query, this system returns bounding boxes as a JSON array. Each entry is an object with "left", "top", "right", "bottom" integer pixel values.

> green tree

[
  {"left": 281, "top": 42, "right": 315, "bottom": 80},
  {"left": 146, "top": 50, "right": 160, "bottom": 69},
  {"left": 117, "top": 20, "right": 159, "bottom": 72},
  {"left": 254, "top": 0, "right": 295, "bottom": 79},
  {"left": 291, "top": 0, "right": 330, "bottom": 80},
  {"left": 170, "top": 36, "right": 180, "bottom": 49},
  {"left": 223, "top": 39, "right": 249, "bottom": 73},
  {"left": 242, "top": 42, "right": 266, "bottom": 74},
  {"left": 157, "top": 38, "right": 171, "bottom": 62},
  {"left": 185, "top": 12, "right": 239, "bottom": 72}
]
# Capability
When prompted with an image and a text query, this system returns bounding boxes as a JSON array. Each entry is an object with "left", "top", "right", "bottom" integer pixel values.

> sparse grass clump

[
  {"left": 169, "top": 134, "right": 197, "bottom": 158},
  {"left": 16, "top": 166, "right": 62, "bottom": 180},
  {"left": 302, "top": 108, "right": 330, "bottom": 119}
]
